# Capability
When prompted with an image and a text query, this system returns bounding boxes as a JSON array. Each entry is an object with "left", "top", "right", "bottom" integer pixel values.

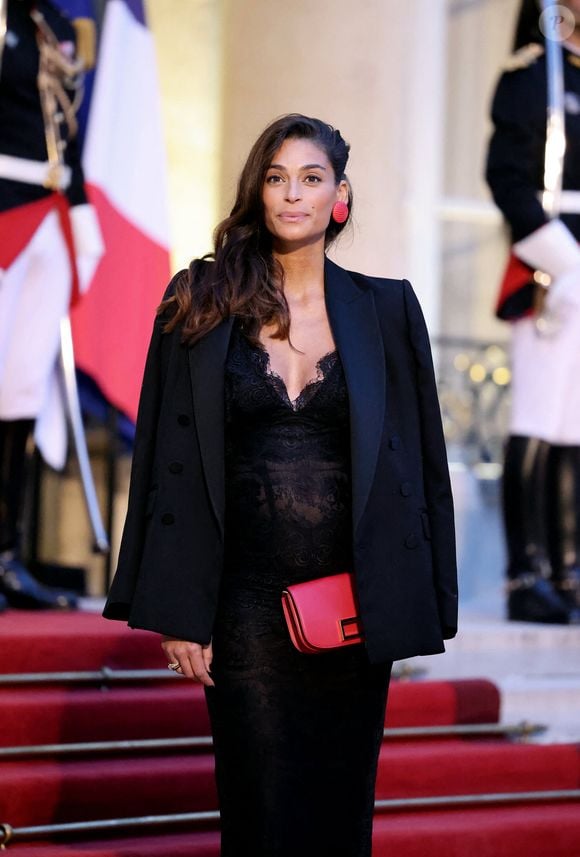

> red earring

[{"left": 331, "top": 201, "right": 349, "bottom": 224}]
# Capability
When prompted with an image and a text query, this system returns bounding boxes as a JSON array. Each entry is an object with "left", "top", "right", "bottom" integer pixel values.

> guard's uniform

[
  {"left": 0, "top": 0, "right": 102, "bottom": 466},
  {"left": 487, "top": 42, "right": 580, "bottom": 445},
  {"left": 0, "top": 0, "right": 101, "bottom": 610},
  {"left": 485, "top": 39, "right": 580, "bottom": 624}
]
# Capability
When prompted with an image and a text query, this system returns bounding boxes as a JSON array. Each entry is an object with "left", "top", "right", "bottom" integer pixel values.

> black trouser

[
  {"left": 503, "top": 435, "right": 580, "bottom": 621},
  {"left": 0, "top": 419, "right": 34, "bottom": 554}
]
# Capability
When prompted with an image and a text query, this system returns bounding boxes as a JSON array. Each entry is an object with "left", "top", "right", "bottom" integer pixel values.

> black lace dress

[{"left": 204, "top": 318, "right": 392, "bottom": 857}]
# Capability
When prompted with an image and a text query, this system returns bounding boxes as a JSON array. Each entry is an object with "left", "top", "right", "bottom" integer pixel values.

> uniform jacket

[
  {"left": 0, "top": 0, "right": 87, "bottom": 213},
  {"left": 103, "top": 257, "right": 458, "bottom": 665},
  {"left": 486, "top": 43, "right": 580, "bottom": 320}
]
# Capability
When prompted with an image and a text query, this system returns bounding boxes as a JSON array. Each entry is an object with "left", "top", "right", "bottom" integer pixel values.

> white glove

[
  {"left": 514, "top": 219, "right": 580, "bottom": 279},
  {"left": 545, "top": 263, "right": 580, "bottom": 315}
]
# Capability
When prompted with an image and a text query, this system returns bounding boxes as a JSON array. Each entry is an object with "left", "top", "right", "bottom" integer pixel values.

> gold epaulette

[
  {"left": 504, "top": 42, "right": 544, "bottom": 72},
  {"left": 72, "top": 18, "right": 96, "bottom": 71}
]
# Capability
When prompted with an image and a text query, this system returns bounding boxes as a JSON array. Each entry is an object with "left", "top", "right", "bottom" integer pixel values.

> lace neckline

[{"left": 240, "top": 328, "right": 339, "bottom": 411}]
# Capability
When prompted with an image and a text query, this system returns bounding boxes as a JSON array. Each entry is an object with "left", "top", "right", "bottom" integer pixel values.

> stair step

[
  {"left": 375, "top": 740, "right": 580, "bottom": 800},
  {"left": 0, "top": 686, "right": 211, "bottom": 746},
  {"left": 5, "top": 831, "right": 219, "bottom": 856},
  {"left": 0, "top": 755, "right": 217, "bottom": 826},
  {"left": 5, "top": 802, "right": 580, "bottom": 856},
  {"left": 0, "top": 678, "right": 499, "bottom": 747},
  {"left": 372, "top": 802, "right": 580, "bottom": 857},
  {"left": 386, "top": 678, "right": 499, "bottom": 727},
  {"left": 413, "top": 619, "right": 580, "bottom": 741},
  {"left": 0, "top": 612, "right": 162, "bottom": 673},
  {"left": 1, "top": 741, "right": 578, "bottom": 827}
]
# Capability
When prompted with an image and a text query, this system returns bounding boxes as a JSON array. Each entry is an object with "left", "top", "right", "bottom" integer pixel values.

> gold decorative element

[
  {"left": 30, "top": 8, "right": 85, "bottom": 188},
  {"left": 0, "top": 0, "right": 8, "bottom": 78},
  {"left": 567, "top": 53, "right": 580, "bottom": 68},
  {"left": 504, "top": 42, "right": 544, "bottom": 72},
  {"left": 532, "top": 268, "right": 552, "bottom": 316},
  {"left": 72, "top": 18, "right": 96, "bottom": 70},
  {"left": 44, "top": 162, "right": 64, "bottom": 191},
  {"left": 533, "top": 269, "right": 552, "bottom": 288},
  {"left": 0, "top": 820, "right": 14, "bottom": 847}
]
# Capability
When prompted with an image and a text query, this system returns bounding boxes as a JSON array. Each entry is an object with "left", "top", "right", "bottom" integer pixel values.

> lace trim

[{"left": 245, "top": 336, "right": 339, "bottom": 411}]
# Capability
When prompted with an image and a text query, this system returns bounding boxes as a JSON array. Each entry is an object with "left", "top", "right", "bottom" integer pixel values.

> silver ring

[{"left": 167, "top": 662, "right": 180, "bottom": 671}]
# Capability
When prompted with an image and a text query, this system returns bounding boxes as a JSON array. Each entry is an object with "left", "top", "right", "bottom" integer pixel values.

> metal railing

[
  {"left": 2, "top": 790, "right": 579, "bottom": 846},
  {"left": 0, "top": 667, "right": 179, "bottom": 686},
  {"left": 0, "top": 721, "right": 546, "bottom": 760},
  {"left": 0, "top": 663, "right": 427, "bottom": 686}
]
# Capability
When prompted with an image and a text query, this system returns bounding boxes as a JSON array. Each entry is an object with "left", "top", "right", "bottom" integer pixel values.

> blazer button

[
  {"left": 177, "top": 414, "right": 190, "bottom": 426},
  {"left": 168, "top": 461, "right": 183, "bottom": 474},
  {"left": 400, "top": 481, "right": 413, "bottom": 497},
  {"left": 161, "top": 513, "right": 175, "bottom": 525},
  {"left": 405, "top": 532, "right": 419, "bottom": 549},
  {"left": 389, "top": 435, "right": 401, "bottom": 450}
]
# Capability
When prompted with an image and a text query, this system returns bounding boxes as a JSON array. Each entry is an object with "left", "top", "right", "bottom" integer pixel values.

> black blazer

[{"left": 103, "top": 257, "right": 458, "bottom": 664}]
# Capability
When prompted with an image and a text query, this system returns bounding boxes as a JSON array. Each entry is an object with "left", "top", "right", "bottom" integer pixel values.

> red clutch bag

[{"left": 281, "top": 572, "right": 364, "bottom": 654}]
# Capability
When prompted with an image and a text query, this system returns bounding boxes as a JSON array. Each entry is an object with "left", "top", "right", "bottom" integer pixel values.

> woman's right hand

[{"left": 161, "top": 636, "right": 215, "bottom": 686}]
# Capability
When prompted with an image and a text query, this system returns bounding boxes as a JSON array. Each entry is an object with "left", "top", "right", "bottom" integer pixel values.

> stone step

[{"left": 406, "top": 617, "right": 580, "bottom": 742}]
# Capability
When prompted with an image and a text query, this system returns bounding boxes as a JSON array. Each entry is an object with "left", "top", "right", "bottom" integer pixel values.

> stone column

[
  {"left": 147, "top": 0, "right": 223, "bottom": 270},
  {"left": 218, "top": 0, "right": 447, "bottom": 332}
]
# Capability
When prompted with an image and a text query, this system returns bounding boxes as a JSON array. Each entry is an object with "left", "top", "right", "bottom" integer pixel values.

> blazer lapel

[
  {"left": 188, "top": 257, "right": 386, "bottom": 542},
  {"left": 188, "top": 315, "right": 234, "bottom": 541},
  {"left": 324, "top": 257, "right": 386, "bottom": 536}
]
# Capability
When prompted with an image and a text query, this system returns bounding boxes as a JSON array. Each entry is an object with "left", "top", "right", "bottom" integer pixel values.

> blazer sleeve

[
  {"left": 403, "top": 279, "right": 458, "bottom": 639},
  {"left": 485, "top": 66, "right": 547, "bottom": 242},
  {"left": 103, "top": 272, "right": 183, "bottom": 621}
]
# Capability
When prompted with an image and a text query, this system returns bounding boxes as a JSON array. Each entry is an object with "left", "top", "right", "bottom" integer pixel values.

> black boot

[
  {"left": 0, "top": 550, "right": 77, "bottom": 610},
  {"left": 503, "top": 435, "right": 570, "bottom": 623},
  {"left": 0, "top": 418, "right": 34, "bottom": 552},
  {"left": 546, "top": 445, "right": 580, "bottom": 624},
  {"left": 0, "top": 420, "right": 78, "bottom": 611}
]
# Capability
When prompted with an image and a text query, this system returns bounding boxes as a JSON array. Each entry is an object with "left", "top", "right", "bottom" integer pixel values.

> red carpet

[
  {"left": 6, "top": 805, "right": 580, "bottom": 857},
  {"left": 1, "top": 740, "right": 579, "bottom": 827},
  {"left": 0, "top": 609, "right": 500, "bottom": 749},
  {"left": 2, "top": 832, "right": 222, "bottom": 856},
  {"left": 0, "top": 679, "right": 499, "bottom": 747},
  {"left": 0, "top": 609, "right": 578, "bottom": 855},
  {"left": 0, "top": 755, "right": 217, "bottom": 826},
  {"left": 2, "top": 735, "right": 579, "bottom": 827},
  {"left": 0, "top": 686, "right": 211, "bottom": 746},
  {"left": 0, "top": 611, "right": 161, "bottom": 672}
]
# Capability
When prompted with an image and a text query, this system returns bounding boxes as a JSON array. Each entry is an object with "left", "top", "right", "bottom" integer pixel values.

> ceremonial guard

[
  {"left": 0, "top": 0, "right": 102, "bottom": 610},
  {"left": 486, "top": 0, "right": 580, "bottom": 623}
]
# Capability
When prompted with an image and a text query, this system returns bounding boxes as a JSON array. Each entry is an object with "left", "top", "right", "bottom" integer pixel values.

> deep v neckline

[{"left": 244, "top": 331, "right": 339, "bottom": 411}]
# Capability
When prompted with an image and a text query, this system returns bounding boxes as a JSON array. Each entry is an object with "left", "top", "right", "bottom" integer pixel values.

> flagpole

[
  {"left": 535, "top": 0, "right": 567, "bottom": 334},
  {"left": 541, "top": 0, "right": 566, "bottom": 218},
  {"left": 0, "top": 0, "right": 7, "bottom": 78}
]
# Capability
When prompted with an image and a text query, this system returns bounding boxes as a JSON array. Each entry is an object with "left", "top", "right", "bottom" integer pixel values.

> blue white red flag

[{"left": 70, "top": 0, "right": 171, "bottom": 425}]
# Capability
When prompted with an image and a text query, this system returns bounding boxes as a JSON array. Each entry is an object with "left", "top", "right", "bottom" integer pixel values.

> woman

[
  {"left": 486, "top": 0, "right": 580, "bottom": 624},
  {"left": 103, "top": 114, "right": 457, "bottom": 856}
]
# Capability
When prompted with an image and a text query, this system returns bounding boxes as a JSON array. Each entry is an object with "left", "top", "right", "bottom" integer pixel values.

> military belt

[{"left": 0, "top": 154, "right": 71, "bottom": 190}]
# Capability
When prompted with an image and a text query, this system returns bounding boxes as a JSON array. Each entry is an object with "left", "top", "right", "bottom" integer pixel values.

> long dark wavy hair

[{"left": 159, "top": 113, "right": 352, "bottom": 348}]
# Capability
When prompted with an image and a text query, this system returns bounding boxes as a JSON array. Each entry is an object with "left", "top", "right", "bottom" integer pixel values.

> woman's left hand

[{"left": 161, "top": 636, "right": 215, "bottom": 686}]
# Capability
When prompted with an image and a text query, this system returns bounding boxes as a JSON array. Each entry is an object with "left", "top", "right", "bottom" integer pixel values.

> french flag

[{"left": 70, "top": 0, "right": 171, "bottom": 427}]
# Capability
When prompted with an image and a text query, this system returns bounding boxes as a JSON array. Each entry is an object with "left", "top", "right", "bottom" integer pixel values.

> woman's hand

[{"left": 161, "top": 636, "right": 215, "bottom": 687}]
